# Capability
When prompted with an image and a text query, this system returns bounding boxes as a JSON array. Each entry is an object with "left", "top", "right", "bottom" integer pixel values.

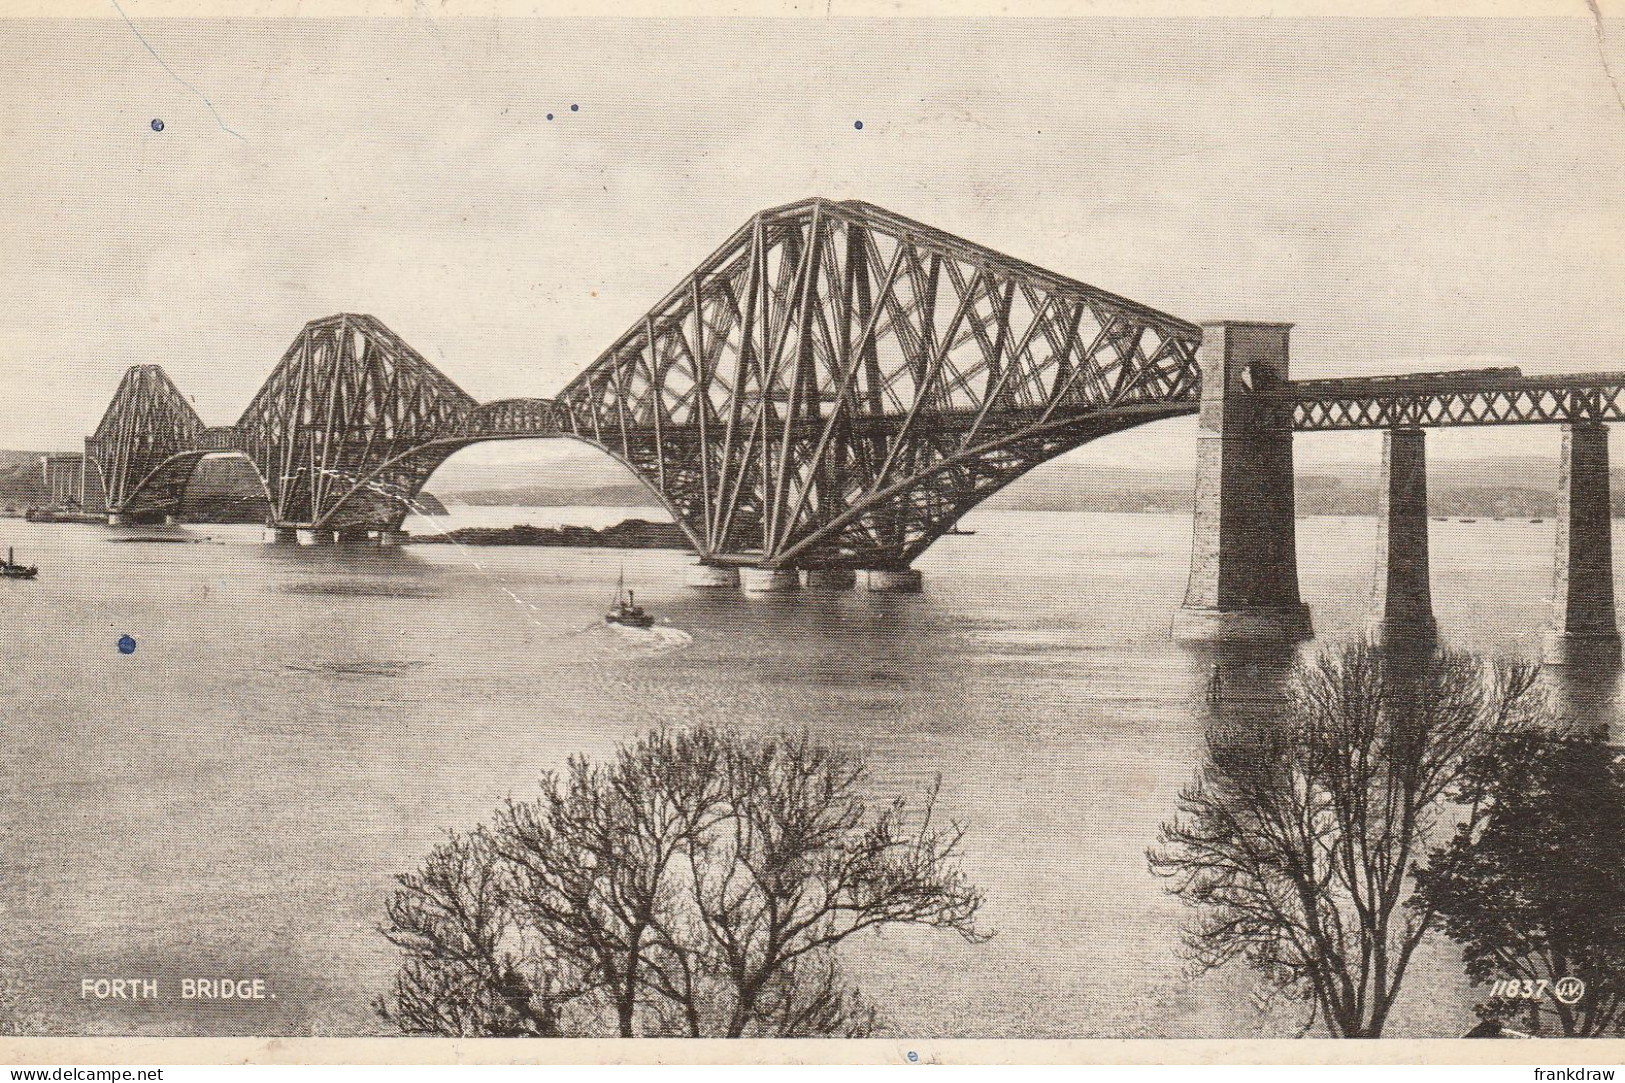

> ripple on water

[
  {"left": 284, "top": 659, "right": 429, "bottom": 678},
  {"left": 279, "top": 581, "right": 439, "bottom": 599}
]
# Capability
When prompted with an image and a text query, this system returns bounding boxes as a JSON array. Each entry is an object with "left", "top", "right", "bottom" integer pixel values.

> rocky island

[{"left": 405, "top": 518, "right": 688, "bottom": 549}]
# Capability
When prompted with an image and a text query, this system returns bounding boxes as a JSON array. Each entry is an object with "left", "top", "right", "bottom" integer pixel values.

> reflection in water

[
  {"left": 1546, "top": 661, "right": 1625, "bottom": 740},
  {"left": 1152, "top": 643, "right": 1547, "bottom": 1038}
]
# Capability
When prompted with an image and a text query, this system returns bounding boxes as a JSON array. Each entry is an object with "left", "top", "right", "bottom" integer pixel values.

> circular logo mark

[
  {"left": 117, "top": 634, "right": 137, "bottom": 655},
  {"left": 1554, "top": 976, "right": 1587, "bottom": 1005},
  {"left": 150, "top": 119, "right": 164, "bottom": 132}
]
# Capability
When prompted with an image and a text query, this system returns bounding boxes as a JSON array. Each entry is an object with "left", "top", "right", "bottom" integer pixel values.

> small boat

[
  {"left": 1, "top": 547, "right": 37, "bottom": 580},
  {"left": 1460, "top": 518, "right": 1477, "bottom": 524},
  {"left": 1532, "top": 518, "right": 1545, "bottom": 524},
  {"left": 605, "top": 571, "right": 654, "bottom": 629}
]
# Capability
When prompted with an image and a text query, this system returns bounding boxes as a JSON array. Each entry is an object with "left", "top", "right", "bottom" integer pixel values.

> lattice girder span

[
  {"left": 235, "top": 314, "right": 479, "bottom": 528},
  {"left": 550, "top": 197, "right": 1204, "bottom": 567},
  {"left": 87, "top": 365, "right": 208, "bottom": 516}
]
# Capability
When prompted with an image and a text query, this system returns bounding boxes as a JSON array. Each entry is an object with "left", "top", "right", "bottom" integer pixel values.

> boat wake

[{"left": 581, "top": 620, "right": 694, "bottom": 653}]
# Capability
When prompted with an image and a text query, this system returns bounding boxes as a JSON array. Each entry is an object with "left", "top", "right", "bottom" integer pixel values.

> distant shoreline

[
  {"left": 399, "top": 510, "right": 1559, "bottom": 550},
  {"left": 406, "top": 518, "right": 688, "bottom": 549}
]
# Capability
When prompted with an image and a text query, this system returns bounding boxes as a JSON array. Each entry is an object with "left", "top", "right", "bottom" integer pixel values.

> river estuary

[{"left": 0, "top": 508, "right": 1614, "bottom": 1037}]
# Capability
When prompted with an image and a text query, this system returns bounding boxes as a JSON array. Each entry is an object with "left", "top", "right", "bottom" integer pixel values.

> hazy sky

[{"left": 3, "top": 17, "right": 1623, "bottom": 479}]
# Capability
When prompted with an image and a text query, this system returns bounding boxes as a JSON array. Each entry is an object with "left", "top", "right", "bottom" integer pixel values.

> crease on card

[
  {"left": 321, "top": 467, "right": 550, "bottom": 628},
  {"left": 1581, "top": 0, "right": 1625, "bottom": 116},
  {"left": 108, "top": 0, "right": 248, "bottom": 143}
]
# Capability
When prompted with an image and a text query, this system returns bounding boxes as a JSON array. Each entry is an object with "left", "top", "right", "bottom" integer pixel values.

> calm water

[{"left": 1, "top": 508, "right": 1615, "bottom": 1038}]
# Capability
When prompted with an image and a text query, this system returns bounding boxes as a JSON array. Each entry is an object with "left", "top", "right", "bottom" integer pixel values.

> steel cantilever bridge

[
  {"left": 79, "top": 196, "right": 1625, "bottom": 654},
  {"left": 86, "top": 198, "right": 1208, "bottom": 569}
]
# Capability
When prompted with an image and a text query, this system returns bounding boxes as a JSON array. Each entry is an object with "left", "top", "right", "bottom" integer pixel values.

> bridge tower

[{"left": 1173, "top": 321, "right": 1313, "bottom": 642}]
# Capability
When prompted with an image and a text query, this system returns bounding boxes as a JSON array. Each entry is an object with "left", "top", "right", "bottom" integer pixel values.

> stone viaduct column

[
  {"left": 1544, "top": 422, "right": 1621, "bottom": 666},
  {"left": 1173, "top": 321, "right": 1313, "bottom": 643},
  {"left": 1367, "top": 426, "right": 1437, "bottom": 646}
]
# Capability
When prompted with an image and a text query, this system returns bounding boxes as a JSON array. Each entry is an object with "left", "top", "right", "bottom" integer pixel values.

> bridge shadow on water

[{"left": 254, "top": 539, "right": 450, "bottom": 600}]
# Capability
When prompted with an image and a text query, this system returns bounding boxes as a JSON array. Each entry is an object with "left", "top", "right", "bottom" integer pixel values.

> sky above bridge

[{"left": 2, "top": 15, "right": 1623, "bottom": 483}]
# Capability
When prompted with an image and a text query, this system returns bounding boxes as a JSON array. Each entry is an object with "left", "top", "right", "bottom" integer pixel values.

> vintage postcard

[{"left": 2, "top": 0, "right": 1624, "bottom": 1067}]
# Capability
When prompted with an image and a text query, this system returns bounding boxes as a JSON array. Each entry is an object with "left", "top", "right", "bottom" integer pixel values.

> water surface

[{"left": 0, "top": 509, "right": 1608, "bottom": 1037}]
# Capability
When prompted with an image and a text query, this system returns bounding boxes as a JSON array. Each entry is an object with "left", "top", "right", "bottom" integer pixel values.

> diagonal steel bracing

[
  {"left": 87, "top": 200, "right": 1212, "bottom": 552},
  {"left": 234, "top": 313, "right": 480, "bottom": 530},
  {"left": 1280, "top": 369, "right": 1625, "bottom": 431},
  {"left": 550, "top": 197, "right": 1205, "bottom": 567},
  {"left": 85, "top": 365, "right": 208, "bottom": 519}
]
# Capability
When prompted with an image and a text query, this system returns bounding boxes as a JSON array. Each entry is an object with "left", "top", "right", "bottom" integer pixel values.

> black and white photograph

[{"left": 1, "top": 4, "right": 1624, "bottom": 1067}]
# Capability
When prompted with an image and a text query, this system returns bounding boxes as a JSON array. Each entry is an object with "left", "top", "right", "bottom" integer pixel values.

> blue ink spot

[
  {"left": 854, "top": 120, "right": 863, "bottom": 130},
  {"left": 570, "top": 104, "right": 579, "bottom": 112},
  {"left": 117, "top": 634, "right": 137, "bottom": 655},
  {"left": 907, "top": 1052, "right": 919, "bottom": 1063},
  {"left": 546, "top": 113, "right": 554, "bottom": 121},
  {"left": 150, "top": 118, "right": 164, "bottom": 132}
]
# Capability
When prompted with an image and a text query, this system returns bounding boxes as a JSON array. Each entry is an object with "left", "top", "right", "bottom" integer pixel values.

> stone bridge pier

[
  {"left": 1367, "top": 426, "right": 1437, "bottom": 646},
  {"left": 1545, "top": 422, "right": 1621, "bottom": 665},
  {"left": 1173, "top": 321, "right": 1313, "bottom": 642},
  {"left": 1172, "top": 326, "right": 1622, "bottom": 658}
]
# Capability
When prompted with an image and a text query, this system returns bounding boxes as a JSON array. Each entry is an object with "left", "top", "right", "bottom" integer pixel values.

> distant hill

[
  {"left": 429, "top": 455, "right": 1615, "bottom": 518},
  {"left": 440, "top": 482, "right": 659, "bottom": 508},
  {"left": 0, "top": 452, "right": 446, "bottom": 521},
  {"left": 0, "top": 448, "right": 1591, "bottom": 519},
  {"left": 0, "top": 451, "right": 54, "bottom": 510},
  {"left": 976, "top": 455, "right": 1576, "bottom": 518}
]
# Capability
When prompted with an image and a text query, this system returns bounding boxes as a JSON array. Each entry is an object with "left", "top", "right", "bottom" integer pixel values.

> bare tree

[
  {"left": 377, "top": 725, "right": 986, "bottom": 1037},
  {"left": 375, "top": 826, "right": 581, "bottom": 1036},
  {"left": 684, "top": 734, "right": 987, "bottom": 1037},
  {"left": 0, "top": 975, "right": 44, "bottom": 1036},
  {"left": 1149, "top": 644, "right": 1542, "bottom": 1037}
]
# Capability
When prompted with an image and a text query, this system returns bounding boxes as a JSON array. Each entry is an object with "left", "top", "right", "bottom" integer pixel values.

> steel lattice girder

[
  {"left": 94, "top": 200, "right": 1205, "bottom": 550},
  {"left": 235, "top": 313, "right": 479, "bottom": 529},
  {"left": 549, "top": 197, "right": 1204, "bottom": 566},
  {"left": 1280, "top": 370, "right": 1625, "bottom": 431},
  {"left": 86, "top": 365, "right": 207, "bottom": 513}
]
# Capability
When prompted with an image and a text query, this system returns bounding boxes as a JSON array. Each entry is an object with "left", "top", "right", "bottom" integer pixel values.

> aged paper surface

[{"left": 2, "top": 0, "right": 1625, "bottom": 1065}]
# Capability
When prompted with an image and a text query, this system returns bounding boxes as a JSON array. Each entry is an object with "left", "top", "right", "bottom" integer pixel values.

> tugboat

[
  {"left": 605, "top": 570, "right": 654, "bottom": 629},
  {"left": 1, "top": 547, "right": 37, "bottom": 580}
]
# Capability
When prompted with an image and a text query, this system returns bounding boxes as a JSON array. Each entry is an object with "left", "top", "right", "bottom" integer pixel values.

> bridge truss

[
  {"left": 1281, "top": 369, "right": 1625, "bottom": 431},
  {"left": 551, "top": 198, "right": 1204, "bottom": 567},
  {"left": 86, "top": 198, "right": 1207, "bottom": 564}
]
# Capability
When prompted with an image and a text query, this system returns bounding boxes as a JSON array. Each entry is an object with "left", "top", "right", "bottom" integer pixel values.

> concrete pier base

[
  {"left": 334, "top": 530, "right": 372, "bottom": 547},
  {"left": 739, "top": 567, "right": 801, "bottom": 594},
  {"left": 1173, "top": 322, "right": 1313, "bottom": 643},
  {"left": 1367, "top": 427, "right": 1438, "bottom": 646},
  {"left": 106, "top": 513, "right": 124, "bottom": 527},
  {"left": 264, "top": 526, "right": 298, "bottom": 544},
  {"left": 296, "top": 529, "right": 333, "bottom": 547},
  {"left": 373, "top": 529, "right": 407, "bottom": 548},
  {"left": 1545, "top": 422, "right": 1621, "bottom": 666},
  {"left": 866, "top": 567, "right": 923, "bottom": 593},
  {"left": 163, "top": 514, "right": 179, "bottom": 527},
  {"left": 804, "top": 568, "right": 857, "bottom": 591},
  {"left": 685, "top": 562, "right": 741, "bottom": 589}
]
